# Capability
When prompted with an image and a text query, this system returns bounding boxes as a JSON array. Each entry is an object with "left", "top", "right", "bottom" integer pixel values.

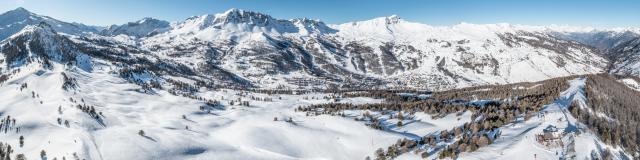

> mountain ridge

[
  {"left": 0, "top": 7, "right": 639, "bottom": 160},
  {"left": 0, "top": 7, "right": 99, "bottom": 40},
  {"left": 0, "top": 7, "right": 638, "bottom": 91}
]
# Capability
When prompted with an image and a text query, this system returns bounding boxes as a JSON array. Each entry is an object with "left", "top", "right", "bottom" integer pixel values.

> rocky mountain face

[{"left": 1, "top": 8, "right": 639, "bottom": 91}]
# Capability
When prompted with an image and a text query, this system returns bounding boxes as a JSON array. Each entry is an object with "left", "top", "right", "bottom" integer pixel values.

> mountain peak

[
  {"left": 2, "top": 7, "right": 35, "bottom": 17},
  {"left": 356, "top": 15, "right": 405, "bottom": 26},
  {"left": 101, "top": 17, "right": 170, "bottom": 37},
  {"left": 220, "top": 8, "right": 263, "bottom": 16},
  {"left": 137, "top": 17, "right": 156, "bottom": 23},
  {"left": 11, "top": 7, "right": 31, "bottom": 14},
  {"left": 14, "top": 22, "right": 57, "bottom": 38},
  {"left": 213, "top": 8, "right": 274, "bottom": 25},
  {"left": 169, "top": 8, "right": 335, "bottom": 37},
  {"left": 387, "top": 15, "right": 401, "bottom": 24},
  {"left": 291, "top": 18, "right": 324, "bottom": 25},
  {"left": 223, "top": 8, "right": 242, "bottom": 14},
  {"left": 0, "top": 7, "right": 99, "bottom": 40},
  {"left": 341, "top": 15, "right": 408, "bottom": 28},
  {"left": 36, "top": 21, "right": 55, "bottom": 30}
]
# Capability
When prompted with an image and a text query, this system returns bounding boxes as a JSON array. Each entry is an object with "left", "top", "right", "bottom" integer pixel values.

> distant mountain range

[{"left": 1, "top": 7, "right": 639, "bottom": 90}]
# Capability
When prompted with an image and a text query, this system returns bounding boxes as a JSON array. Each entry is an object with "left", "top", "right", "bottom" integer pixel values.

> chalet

[
  {"left": 542, "top": 125, "right": 560, "bottom": 140},
  {"left": 543, "top": 125, "right": 558, "bottom": 132}
]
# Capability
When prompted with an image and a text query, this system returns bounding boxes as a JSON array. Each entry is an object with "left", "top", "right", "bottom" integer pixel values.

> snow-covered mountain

[
  {"left": 0, "top": 7, "right": 98, "bottom": 40},
  {"left": 551, "top": 30, "right": 640, "bottom": 52},
  {"left": 1, "top": 7, "right": 640, "bottom": 160},
  {"left": 2, "top": 8, "right": 638, "bottom": 91},
  {"left": 0, "top": 22, "right": 92, "bottom": 71},
  {"left": 332, "top": 19, "right": 609, "bottom": 89},
  {"left": 609, "top": 37, "right": 640, "bottom": 75},
  {"left": 548, "top": 29, "right": 640, "bottom": 76},
  {"left": 101, "top": 17, "right": 170, "bottom": 38},
  {"left": 166, "top": 8, "right": 335, "bottom": 38},
  {"left": 134, "top": 10, "right": 609, "bottom": 90}
]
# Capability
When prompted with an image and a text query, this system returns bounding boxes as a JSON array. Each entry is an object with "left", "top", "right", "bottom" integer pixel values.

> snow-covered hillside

[
  {"left": 0, "top": 7, "right": 98, "bottom": 40},
  {"left": 0, "top": 22, "right": 92, "bottom": 71},
  {"left": 0, "top": 61, "right": 410, "bottom": 160},
  {"left": 548, "top": 28, "right": 640, "bottom": 77},
  {"left": 454, "top": 78, "right": 629, "bottom": 160},
  {"left": 333, "top": 19, "right": 608, "bottom": 89},
  {"left": 609, "top": 37, "right": 640, "bottom": 76},
  {"left": 1, "top": 7, "right": 640, "bottom": 160},
  {"left": 133, "top": 9, "right": 610, "bottom": 90},
  {"left": 101, "top": 17, "right": 170, "bottom": 38},
  {"left": 620, "top": 78, "right": 640, "bottom": 91},
  {"left": 1, "top": 62, "right": 634, "bottom": 159}
]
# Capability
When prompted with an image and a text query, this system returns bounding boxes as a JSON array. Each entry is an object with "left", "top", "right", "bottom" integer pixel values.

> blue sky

[{"left": 1, "top": 0, "right": 638, "bottom": 27}]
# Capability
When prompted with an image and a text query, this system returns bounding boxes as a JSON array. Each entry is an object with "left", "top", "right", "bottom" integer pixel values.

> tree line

[
  {"left": 570, "top": 74, "right": 640, "bottom": 154},
  {"left": 298, "top": 75, "right": 575, "bottom": 159}
]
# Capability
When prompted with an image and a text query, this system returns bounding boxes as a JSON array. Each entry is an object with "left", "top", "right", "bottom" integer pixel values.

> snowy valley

[{"left": 0, "top": 7, "right": 639, "bottom": 160}]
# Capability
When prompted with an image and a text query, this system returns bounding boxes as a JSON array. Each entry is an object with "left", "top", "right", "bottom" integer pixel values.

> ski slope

[
  {"left": 0, "top": 63, "right": 412, "bottom": 160},
  {"left": 454, "top": 78, "right": 630, "bottom": 160},
  {"left": 620, "top": 78, "right": 640, "bottom": 91}
]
